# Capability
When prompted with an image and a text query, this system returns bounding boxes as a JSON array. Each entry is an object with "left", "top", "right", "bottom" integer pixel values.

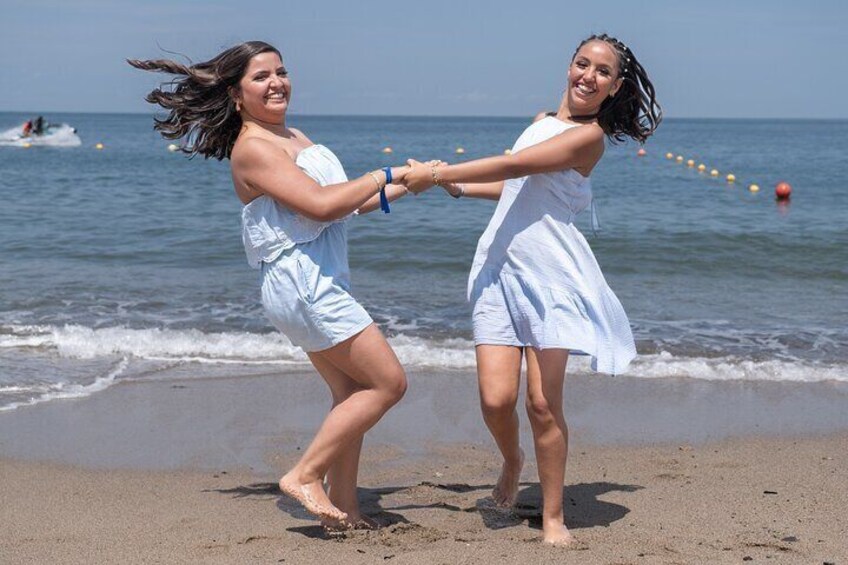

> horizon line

[{"left": 1, "top": 110, "right": 846, "bottom": 122}]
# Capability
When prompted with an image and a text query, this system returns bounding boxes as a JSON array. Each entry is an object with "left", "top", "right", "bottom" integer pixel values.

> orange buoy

[
  {"left": 697, "top": 164, "right": 706, "bottom": 172},
  {"left": 775, "top": 181, "right": 792, "bottom": 200},
  {"left": 637, "top": 148, "right": 647, "bottom": 157},
  {"left": 665, "top": 152, "right": 674, "bottom": 159},
  {"left": 687, "top": 159, "right": 695, "bottom": 168}
]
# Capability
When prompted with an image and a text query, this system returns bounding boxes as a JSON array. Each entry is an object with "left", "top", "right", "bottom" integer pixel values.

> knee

[
  {"left": 480, "top": 393, "right": 517, "bottom": 422},
  {"left": 380, "top": 367, "right": 407, "bottom": 405},
  {"left": 525, "top": 395, "right": 557, "bottom": 426}
]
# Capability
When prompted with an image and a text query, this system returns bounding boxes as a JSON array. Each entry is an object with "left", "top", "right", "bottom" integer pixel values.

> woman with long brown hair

[{"left": 130, "top": 41, "right": 413, "bottom": 532}]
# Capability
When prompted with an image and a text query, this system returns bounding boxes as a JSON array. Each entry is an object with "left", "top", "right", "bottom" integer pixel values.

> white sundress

[{"left": 468, "top": 116, "right": 636, "bottom": 375}]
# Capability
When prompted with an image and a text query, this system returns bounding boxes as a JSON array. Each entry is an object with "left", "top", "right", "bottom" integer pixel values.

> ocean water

[{"left": 1, "top": 112, "right": 846, "bottom": 411}]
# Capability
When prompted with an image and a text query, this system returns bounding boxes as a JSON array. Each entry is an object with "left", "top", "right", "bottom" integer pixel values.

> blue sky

[{"left": 1, "top": 0, "right": 846, "bottom": 118}]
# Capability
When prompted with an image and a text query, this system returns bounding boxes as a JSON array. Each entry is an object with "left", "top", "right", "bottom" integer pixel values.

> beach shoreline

[
  {"left": 1, "top": 370, "right": 847, "bottom": 563},
  {"left": 2, "top": 368, "right": 848, "bottom": 470}
]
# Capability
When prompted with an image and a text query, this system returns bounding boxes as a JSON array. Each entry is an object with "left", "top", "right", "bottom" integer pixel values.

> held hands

[
  {"left": 402, "top": 159, "right": 446, "bottom": 194},
  {"left": 388, "top": 165, "right": 411, "bottom": 184},
  {"left": 406, "top": 159, "right": 464, "bottom": 198},
  {"left": 396, "top": 159, "right": 463, "bottom": 198}
]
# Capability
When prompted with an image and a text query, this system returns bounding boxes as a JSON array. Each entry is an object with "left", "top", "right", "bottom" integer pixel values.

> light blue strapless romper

[{"left": 241, "top": 144, "right": 373, "bottom": 352}]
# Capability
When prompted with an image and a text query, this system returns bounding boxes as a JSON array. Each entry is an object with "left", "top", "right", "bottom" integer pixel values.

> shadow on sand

[
  {"left": 495, "top": 481, "right": 643, "bottom": 531},
  {"left": 212, "top": 479, "right": 641, "bottom": 539}
]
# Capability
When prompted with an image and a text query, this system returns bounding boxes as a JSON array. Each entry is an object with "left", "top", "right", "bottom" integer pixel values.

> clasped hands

[{"left": 391, "top": 159, "right": 462, "bottom": 197}]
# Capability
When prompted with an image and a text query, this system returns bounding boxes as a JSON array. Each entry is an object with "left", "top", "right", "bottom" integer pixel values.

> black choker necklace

[
  {"left": 567, "top": 113, "right": 598, "bottom": 122},
  {"left": 547, "top": 111, "right": 597, "bottom": 122}
]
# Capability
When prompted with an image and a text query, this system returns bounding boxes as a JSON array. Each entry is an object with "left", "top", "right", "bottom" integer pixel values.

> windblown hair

[
  {"left": 128, "top": 41, "right": 280, "bottom": 160},
  {"left": 573, "top": 34, "right": 662, "bottom": 143}
]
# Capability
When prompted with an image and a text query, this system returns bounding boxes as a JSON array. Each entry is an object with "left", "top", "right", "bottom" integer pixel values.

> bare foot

[
  {"left": 279, "top": 473, "right": 347, "bottom": 522},
  {"left": 492, "top": 448, "right": 524, "bottom": 508},
  {"left": 542, "top": 523, "right": 576, "bottom": 547},
  {"left": 321, "top": 513, "right": 380, "bottom": 535}
]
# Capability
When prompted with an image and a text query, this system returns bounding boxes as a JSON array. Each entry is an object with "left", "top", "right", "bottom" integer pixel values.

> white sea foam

[
  {"left": 4, "top": 324, "right": 310, "bottom": 362},
  {"left": 387, "top": 334, "right": 477, "bottom": 369},
  {"left": 0, "top": 385, "right": 53, "bottom": 394},
  {"left": 628, "top": 351, "right": 846, "bottom": 383},
  {"left": 1, "top": 324, "right": 846, "bottom": 383},
  {"left": 0, "top": 358, "right": 128, "bottom": 412}
]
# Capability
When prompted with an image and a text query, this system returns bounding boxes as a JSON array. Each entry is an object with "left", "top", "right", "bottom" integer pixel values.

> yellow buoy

[
  {"left": 455, "top": 147, "right": 465, "bottom": 154},
  {"left": 726, "top": 174, "right": 736, "bottom": 183},
  {"left": 686, "top": 159, "right": 695, "bottom": 168},
  {"left": 167, "top": 143, "right": 179, "bottom": 152},
  {"left": 676, "top": 155, "right": 684, "bottom": 163},
  {"left": 381, "top": 147, "right": 393, "bottom": 154},
  {"left": 697, "top": 164, "right": 706, "bottom": 172},
  {"left": 665, "top": 152, "right": 674, "bottom": 160},
  {"left": 710, "top": 169, "right": 719, "bottom": 177},
  {"left": 95, "top": 143, "right": 104, "bottom": 150},
  {"left": 749, "top": 184, "right": 760, "bottom": 193},
  {"left": 22, "top": 142, "right": 32, "bottom": 148},
  {"left": 504, "top": 149, "right": 512, "bottom": 155}
]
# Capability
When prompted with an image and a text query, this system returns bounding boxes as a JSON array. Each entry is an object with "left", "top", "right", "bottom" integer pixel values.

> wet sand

[{"left": 2, "top": 370, "right": 847, "bottom": 563}]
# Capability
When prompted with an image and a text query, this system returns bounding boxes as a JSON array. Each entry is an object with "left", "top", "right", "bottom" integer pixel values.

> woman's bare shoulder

[
  {"left": 232, "top": 135, "right": 290, "bottom": 167},
  {"left": 288, "top": 127, "right": 313, "bottom": 144},
  {"left": 532, "top": 111, "right": 551, "bottom": 123}
]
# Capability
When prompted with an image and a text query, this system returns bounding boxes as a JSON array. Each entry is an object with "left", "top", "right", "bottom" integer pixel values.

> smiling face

[
  {"left": 233, "top": 51, "right": 291, "bottom": 122},
  {"left": 566, "top": 40, "right": 623, "bottom": 115}
]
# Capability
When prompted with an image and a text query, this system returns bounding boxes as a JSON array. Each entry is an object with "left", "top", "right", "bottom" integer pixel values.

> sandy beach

[{"left": 2, "top": 370, "right": 847, "bottom": 564}]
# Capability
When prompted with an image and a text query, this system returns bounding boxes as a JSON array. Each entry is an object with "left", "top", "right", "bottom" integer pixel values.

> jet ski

[{"left": 0, "top": 121, "right": 82, "bottom": 147}]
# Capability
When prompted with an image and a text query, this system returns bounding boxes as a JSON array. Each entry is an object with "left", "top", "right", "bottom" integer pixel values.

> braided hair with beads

[{"left": 572, "top": 34, "right": 662, "bottom": 143}]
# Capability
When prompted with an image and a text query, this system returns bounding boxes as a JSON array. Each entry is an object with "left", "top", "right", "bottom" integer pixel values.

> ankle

[
  {"left": 283, "top": 468, "right": 320, "bottom": 485},
  {"left": 328, "top": 496, "right": 360, "bottom": 514},
  {"left": 542, "top": 515, "right": 565, "bottom": 529}
]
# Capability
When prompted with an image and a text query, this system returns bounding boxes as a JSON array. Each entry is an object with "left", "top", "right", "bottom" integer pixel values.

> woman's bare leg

[
  {"left": 476, "top": 344, "right": 524, "bottom": 507},
  {"left": 307, "top": 353, "right": 379, "bottom": 529},
  {"left": 524, "top": 347, "right": 573, "bottom": 546},
  {"left": 279, "top": 324, "right": 406, "bottom": 521}
]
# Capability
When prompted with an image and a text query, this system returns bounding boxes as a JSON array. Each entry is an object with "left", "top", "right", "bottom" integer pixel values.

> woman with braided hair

[
  {"left": 129, "top": 41, "right": 415, "bottom": 532},
  {"left": 402, "top": 34, "right": 661, "bottom": 545}
]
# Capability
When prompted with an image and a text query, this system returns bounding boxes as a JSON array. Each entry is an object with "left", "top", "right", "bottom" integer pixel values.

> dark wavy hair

[
  {"left": 572, "top": 34, "right": 662, "bottom": 144},
  {"left": 127, "top": 41, "right": 281, "bottom": 160}
]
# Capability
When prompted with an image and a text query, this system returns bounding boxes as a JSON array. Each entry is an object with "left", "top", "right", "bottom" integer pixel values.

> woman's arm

[
  {"left": 356, "top": 184, "right": 409, "bottom": 214},
  {"left": 441, "top": 181, "right": 504, "bottom": 201},
  {"left": 404, "top": 124, "right": 605, "bottom": 192},
  {"left": 357, "top": 158, "right": 449, "bottom": 213},
  {"left": 232, "top": 137, "right": 407, "bottom": 222}
]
